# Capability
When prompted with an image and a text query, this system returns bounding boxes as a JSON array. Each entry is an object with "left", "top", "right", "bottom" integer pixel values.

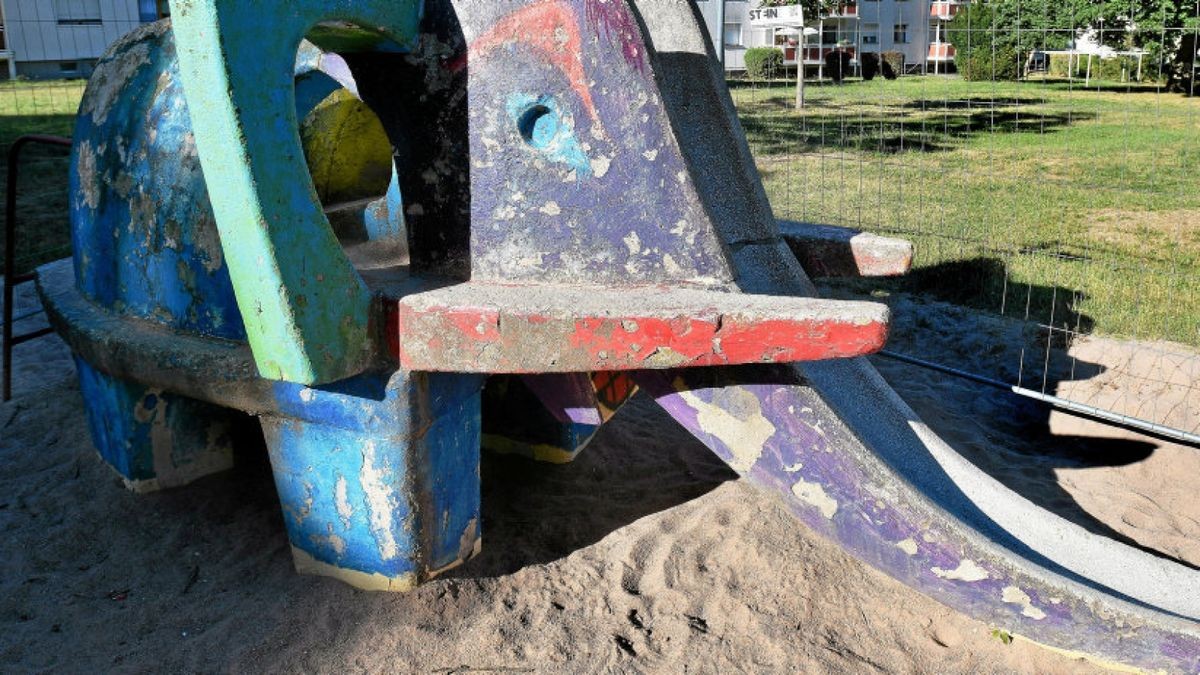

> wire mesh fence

[
  {"left": 729, "top": 0, "right": 1200, "bottom": 439},
  {"left": 0, "top": 0, "right": 1197, "bottom": 438},
  {"left": 1, "top": 1, "right": 169, "bottom": 276}
]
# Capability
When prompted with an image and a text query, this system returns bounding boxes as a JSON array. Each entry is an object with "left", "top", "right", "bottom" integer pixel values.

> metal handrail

[
  {"left": 3, "top": 134, "right": 72, "bottom": 402},
  {"left": 876, "top": 350, "right": 1200, "bottom": 449}
]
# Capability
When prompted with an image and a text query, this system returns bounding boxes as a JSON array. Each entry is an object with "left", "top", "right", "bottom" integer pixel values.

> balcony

[
  {"left": 927, "top": 42, "right": 956, "bottom": 61},
  {"left": 930, "top": 2, "right": 962, "bottom": 21},
  {"left": 825, "top": 3, "right": 858, "bottom": 18},
  {"left": 781, "top": 45, "right": 858, "bottom": 65}
]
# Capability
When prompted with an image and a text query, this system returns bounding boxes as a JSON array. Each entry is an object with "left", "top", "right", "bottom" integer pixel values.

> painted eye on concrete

[
  {"left": 506, "top": 93, "right": 591, "bottom": 178},
  {"left": 517, "top": 104, "right": 556, "bottom": 149}
]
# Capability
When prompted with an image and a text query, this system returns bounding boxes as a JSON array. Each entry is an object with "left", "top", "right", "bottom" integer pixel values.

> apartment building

[
  {"left": 696, "top": 0, "right": 965, "bottom": 74},
  {"left": 0, "top": 0, "right": 168, "bottom": 79}
]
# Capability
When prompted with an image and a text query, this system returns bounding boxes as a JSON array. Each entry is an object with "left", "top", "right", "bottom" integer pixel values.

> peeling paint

[
  {"left": 1003, "top": 586, "right": 1047, "bottom": 620},
  {"left": 790, "top": 478, "right": 839, "bottom": 519},
  {"left": 335, "top": 476, "right": 353, "bottom": 529},
  {"left": 76, "top": 141, "right": 100, "bottom": 210},
  {"left": 676, "top": 386, "right": 775, "bottom": 474},
  {"left": 932, "top": 559, "right": 989, "bottom": 582},
  {"left": 359, "top": 441, "right": 400, "bottom": 561}
]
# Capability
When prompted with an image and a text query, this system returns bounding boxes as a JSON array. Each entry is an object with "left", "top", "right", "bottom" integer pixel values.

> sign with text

[{"left": 748, "top": 5, "right": 805, "bottom": 27}]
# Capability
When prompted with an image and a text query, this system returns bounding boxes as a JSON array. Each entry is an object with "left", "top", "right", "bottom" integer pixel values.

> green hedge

[
  {"left": 861, "top": 52, "right": 880, "bottom": 81},
  {"left": 745, "top": 47, "right": 785, "bottom": 80},
  {"left": 957, "top": 46, "right": 1020, "bottom": 81},
  {"left": 881, "top": 51, "right": 904, "bottom": 79}
]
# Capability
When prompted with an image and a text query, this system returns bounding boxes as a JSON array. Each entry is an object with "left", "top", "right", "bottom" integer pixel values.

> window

[
  {"left": 893, "top": 23, "right": 909, "bottom": 44},
  {"left": 55, "top": 0, "right": 101, "bottom": 25},
  {"left": 862, "top": 23, "right": 879, "bottom": 45},
  {"left": 723, "top": 24, "right": 742, "bottom": 48},
  {"left": 822, "top": 25, "right": 838, "bottom": 45},
  {"left": 59, "top": 61, "right": 80, "bottom": 74}
]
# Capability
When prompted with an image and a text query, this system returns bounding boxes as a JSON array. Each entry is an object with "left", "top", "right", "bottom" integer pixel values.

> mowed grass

[
  {"left": 1, "top": 76, "right": 1196, "bottom": 346},
  {"left": 0, "top": 79, "right": 84, "bottom": 276},
  {"left": 731, "top": 76, "right": 1200, "bottom": 346}
]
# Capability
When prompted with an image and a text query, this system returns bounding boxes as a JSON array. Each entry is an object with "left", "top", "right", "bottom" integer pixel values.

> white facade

[
  {"left": 696, "top": 0, "right": 966, "bottom": 74},
  {"left": 0, "top": 0, "right": 168, "bottom": 79}
]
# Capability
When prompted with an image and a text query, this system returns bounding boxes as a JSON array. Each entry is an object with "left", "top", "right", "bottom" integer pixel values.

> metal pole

[
  {"left": 875, "top": 350, "right": 1200, "bottom": 449},
  {"left": 716, "top": 0, "right": 726, "bottom": 71},
  {"left": 796, "top": 16, "right": 806, "bottom": 109}
]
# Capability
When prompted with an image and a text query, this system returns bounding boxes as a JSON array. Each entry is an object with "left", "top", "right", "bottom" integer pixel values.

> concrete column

[
  {"left": 260, "top": 370, "right": 485, "bottom": 591},
  {"left": 74, "top": 357, "right": 236, "bottom": 492}
]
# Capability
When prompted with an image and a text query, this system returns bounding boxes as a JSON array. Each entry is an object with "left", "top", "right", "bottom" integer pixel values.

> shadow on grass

[
  {"left": 739, "top": 96, "right": 1095, "bottom": 155},
  {"left": 727, "top": 77, "right": 871, "bottom": 91},
  {"left": 1026, "top": 77, "right": 1174, "bottom": 95},
  {"left": 0, "top": 114, "right": 75, "bottom": 276}
]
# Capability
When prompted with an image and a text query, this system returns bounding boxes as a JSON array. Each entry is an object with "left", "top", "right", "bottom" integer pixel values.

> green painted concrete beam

[{"left": 170, "top": 0, "right": 421, "bottom": 384}]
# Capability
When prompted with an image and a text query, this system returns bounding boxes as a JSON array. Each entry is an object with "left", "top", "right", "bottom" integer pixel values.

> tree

[
  {"left": 945, "top": 1, "right": 1073, "bottom": 62},
  {"left": 755, "top": 0, "right": 842, "bottom": 108},
  {"left": 758, "top": 0, "right": 839, "bottom": 16},
  {"left": 1056, "top": 0, "right": 1199, "bottom": 92},
  {"left": 947, "top": 0, "right": 1200, "bottom": 91}
]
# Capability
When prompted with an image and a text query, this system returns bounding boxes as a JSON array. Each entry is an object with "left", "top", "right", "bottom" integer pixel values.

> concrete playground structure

[{"left": 34, "top": 1, "right": 1199, "bottom": 670}]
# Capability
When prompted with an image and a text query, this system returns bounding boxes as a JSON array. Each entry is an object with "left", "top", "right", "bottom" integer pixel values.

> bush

[
  {"left": 861, "top": 52, "right": 879, "bottom": 81},
  {"left": 745, "top": 47, "right": 785, "bottom": 80},
  {"left": 824, "top": 50, "right": 852, "bottom": 83},
  {"left": 881, "top": 51, "right": 904, "bottom": 80},
  {"left": 1048, "top": 53, "right": 1077, "bottom": 78},
  {"left": 1169, "top": 33, "right": 1197, "bottom": 94},
  {"left": 957, "top": 46, "right": 1019, "bottom": 81}
]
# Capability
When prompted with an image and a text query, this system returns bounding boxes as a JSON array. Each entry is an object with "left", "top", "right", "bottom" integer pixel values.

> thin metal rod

[
  {"left": 715, "top": 0, "right": 726, "bottom": 70},
  {"left": 3, "top": 134, "right": 72, "bottom": 402},
  {"left": 10, "top": 327, "right": 53, "bottom": 346},
  {"left": 876, "top": 350, "right": 1200, "bottom": 449},
  {"left": 1, "top": 307, "right": 44, "bottom": 326}
]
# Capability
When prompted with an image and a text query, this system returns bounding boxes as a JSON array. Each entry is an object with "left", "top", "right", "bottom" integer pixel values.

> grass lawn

[
  {"left": 0, "top": 79, "right": 85, "bottom": 276},
  {"left": 1, "top": 75, "right": 1196, "bottom": 347},
  {"left": 731, "top": 76, "right": 1200, "bottom": 347}
]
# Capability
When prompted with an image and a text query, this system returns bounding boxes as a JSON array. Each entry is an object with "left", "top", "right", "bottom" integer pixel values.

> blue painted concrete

[
  {"left": 70, "top": 23, "right": 246, "bottom": 341},
  {"left": 74, "top": 357, "right": 233, "bottom": 486},
  {"left": 263, "top": 371, "right": 484, "bottom": 580}
]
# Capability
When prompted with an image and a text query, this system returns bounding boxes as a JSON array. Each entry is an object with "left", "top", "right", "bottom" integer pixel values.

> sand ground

[{"left": 3, "top": 278, "right": 1195, "bottom": 673}]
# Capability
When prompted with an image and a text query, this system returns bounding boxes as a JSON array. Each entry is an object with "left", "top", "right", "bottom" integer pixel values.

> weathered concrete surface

[
  {"left": 44, "top": 259, "right": 486, "bottom": 588},
  {"left": 73, "top": 356, "right": 234, "bottom": 491},
  {"left": 70, "top": 21, "right": 245, "bottom": 342},
  {"left": 630, "top": 2, "right": 1200, "bottom": 670},
  {"left": 171, "top": 1, "right": 425, "bottom": 385},
  {"left": 390, "top": 282, "right": 889, "bottom": 373},
  {"left": 482, "top": 372, "right": 637, "bottom": 463},
  {"left": 780, "top": 221, "right": 915, "bottom": 278},
  {"left": 262, "top": 370, "right": 486, "bottom": 591},
  {"left": 41, "top": 2, "right": 1200, "bottom": 668},
  {"left": 638, "top": 366, "right": 1200, "bottom": 672}
]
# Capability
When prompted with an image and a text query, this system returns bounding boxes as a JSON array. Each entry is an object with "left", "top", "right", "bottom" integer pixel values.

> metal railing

[{"left": 3, "top": 134, "right": 72, "bottom": 402}]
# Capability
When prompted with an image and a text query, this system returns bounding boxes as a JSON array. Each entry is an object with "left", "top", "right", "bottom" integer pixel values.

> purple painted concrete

[{"left": 637, "top": 367, "right": 1200, "bottom": 672}]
